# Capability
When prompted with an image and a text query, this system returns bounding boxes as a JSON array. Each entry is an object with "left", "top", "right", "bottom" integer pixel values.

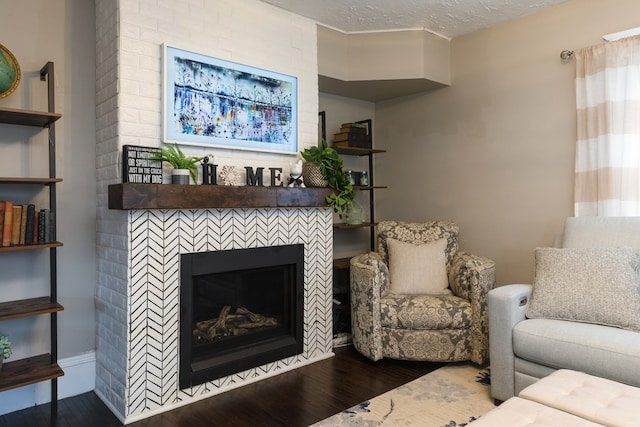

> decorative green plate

[{"left": 0, "top": 44, "right": 20, "bottom": 99}]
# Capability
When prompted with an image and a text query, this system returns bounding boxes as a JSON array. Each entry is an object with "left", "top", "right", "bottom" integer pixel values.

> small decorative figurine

[{"left": 287, "top": 159, "right": 305, "bottom": 188}]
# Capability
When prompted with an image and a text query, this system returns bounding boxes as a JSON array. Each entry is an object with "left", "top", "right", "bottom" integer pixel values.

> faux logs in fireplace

[{"left": 179, "top": 244, "right": 304, "bottom": 389}]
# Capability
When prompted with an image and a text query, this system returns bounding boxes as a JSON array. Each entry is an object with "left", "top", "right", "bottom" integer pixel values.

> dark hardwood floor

[{"left": 0, "top": 345, "right": 444, "bottom": 427}]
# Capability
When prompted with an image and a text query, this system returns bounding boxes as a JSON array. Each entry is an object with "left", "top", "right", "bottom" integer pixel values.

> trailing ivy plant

[
  {"left": 150, "top": 143, "right": 204, "bottom": 183},
  {"left": 300, "top": 140, "right": 355, "bottom": 217},
  {"left": 0, "top": 334, "right": 11, "bottom": 360}
]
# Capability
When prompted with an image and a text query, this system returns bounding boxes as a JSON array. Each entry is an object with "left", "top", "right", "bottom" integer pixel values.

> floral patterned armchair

[{"left": 350, "top": 221, "right": 495, "bottom": 365}]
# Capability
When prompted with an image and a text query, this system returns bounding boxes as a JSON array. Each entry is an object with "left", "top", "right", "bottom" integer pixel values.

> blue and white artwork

[{"left": 164, "top": 45, "right": 297, "bottom": 154}]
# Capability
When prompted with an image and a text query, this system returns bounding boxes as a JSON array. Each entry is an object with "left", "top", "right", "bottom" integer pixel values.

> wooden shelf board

[
  {"left": 333, "top": 257, "right": 353, "bottom": 270},
  {"left": 0, "top": 297, "right": 64, "bottom": 320},
  {"left": 0, "top": 177, "right": 62, "bottom": 184},
  {"left": 109, "top": 183, "right": 333, "bottom": 210},
  {"left": 0, "top": 107, "right": 61, "bottom": 128},
  {"left": 333, "top": 222, "right": 377, "bottom": 230},
  {"left": 0, "top": 242, "right": 63, "bottom": 253},
  {"left": 353, "top": 185, "right": 387, "bottom": 190},
  {"left": 334, "top": 145, "right": 386, "bottom": 156},
  {"left": 0, "top": 354, "right": 63, "bottom": 392}
]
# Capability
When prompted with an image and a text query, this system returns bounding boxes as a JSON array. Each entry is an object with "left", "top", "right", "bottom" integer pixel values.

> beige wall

[
  {"left": 318, "top": 27, "right": 450, "bottom": 85},
  {"left": 374, "top": 0, "right": 640, "bottom": 285}
]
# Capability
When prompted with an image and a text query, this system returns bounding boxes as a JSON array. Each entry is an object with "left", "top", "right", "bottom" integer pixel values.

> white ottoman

[
  {"left": 467, "top": 397, "right": 603, "bottom": 426},
  {"left": 470, "top": 369, "right": 640, "bottom": 427},
  {"left": 520, "top": 369, "right": 640, "bottom": 427}
]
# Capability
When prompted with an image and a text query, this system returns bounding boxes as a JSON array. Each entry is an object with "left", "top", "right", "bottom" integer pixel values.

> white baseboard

[{"left": 0, "top": 351, "right": 96, "bottom": 416}]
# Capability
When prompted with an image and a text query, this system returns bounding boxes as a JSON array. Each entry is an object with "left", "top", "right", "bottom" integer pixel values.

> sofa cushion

[
  {"left": 387, "top": 238, "right": 451, "bottom": 295},
  {"left": 562, "top": 216, "right": 640, "bottom": 250},
  {"left": 526, "top": 246, "right": 640, "bottom": 331},
  {"left": 513, "top": 319, "right": 640, "bottom": 388},
  {"left": 380, "top": 293, "right": 471, "bottom": 329}
]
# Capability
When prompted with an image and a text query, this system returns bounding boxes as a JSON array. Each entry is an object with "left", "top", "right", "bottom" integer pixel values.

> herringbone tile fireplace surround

[{"left": 96, "top": 206, "right": 333, "bottom": 422}]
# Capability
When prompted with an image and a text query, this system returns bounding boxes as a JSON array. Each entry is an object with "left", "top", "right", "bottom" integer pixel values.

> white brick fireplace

[
  {"left": 94, "top": 0, "right": 330, "bottom": 423},
  {"left": 96, "top": 206, "right": 333, "bottom": 422}
]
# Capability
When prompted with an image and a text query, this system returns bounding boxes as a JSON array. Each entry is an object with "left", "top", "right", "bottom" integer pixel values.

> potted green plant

[
  {"left": 300, "top": 140, "right": 355, "bottom": 218},
  {"left": 0, "top": 334, "right": 11, "bottom": 372},
  {"left": 150, "top": 143, "right": 203, "bottom": 184}
]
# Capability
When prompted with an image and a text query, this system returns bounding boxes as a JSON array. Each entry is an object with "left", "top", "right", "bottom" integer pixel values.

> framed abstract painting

[{"left": 163, "top": 45, "right": 297, "bottom": 154}]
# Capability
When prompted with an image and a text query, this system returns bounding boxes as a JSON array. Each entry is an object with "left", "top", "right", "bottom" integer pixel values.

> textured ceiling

[{"left": 259, "top": 0, "right": 568, "bottom": 38}]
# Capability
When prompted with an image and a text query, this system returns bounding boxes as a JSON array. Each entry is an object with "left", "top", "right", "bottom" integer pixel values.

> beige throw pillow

[
  {"left": 387, "top": 238, "right": 451, "bottom": 295},
  {"left": 526, "top": 246, "right": 640, "bottom": 331}
]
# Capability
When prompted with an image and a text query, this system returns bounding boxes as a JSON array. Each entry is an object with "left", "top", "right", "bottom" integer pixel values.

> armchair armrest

[
  {"left": 488, "top": 284, "right": 532, "bottom": 401},
  {"left": 448, "top": 252, "right": 496, "bottom": 365},
  {"left": 350, "top": 252, "right": 389, "bottom": 361}
]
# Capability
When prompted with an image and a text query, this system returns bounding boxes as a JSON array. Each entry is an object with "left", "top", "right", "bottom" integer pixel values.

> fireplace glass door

[{"left": 179, "top": 244, "right": 304, "bottom": 388}]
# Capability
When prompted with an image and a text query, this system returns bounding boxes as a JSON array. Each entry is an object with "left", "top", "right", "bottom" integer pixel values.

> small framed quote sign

[{"left": 122, "top": 145, "right": 163, "bottom": 184}]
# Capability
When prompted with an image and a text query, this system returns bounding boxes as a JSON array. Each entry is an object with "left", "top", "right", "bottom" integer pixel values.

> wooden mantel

[{"left": 108, "top": 183, "right": 333, "bottom": 210}]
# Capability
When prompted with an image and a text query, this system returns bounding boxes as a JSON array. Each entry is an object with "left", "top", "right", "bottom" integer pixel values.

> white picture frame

[{"left": 163, "top": 45, "right": 298, "bottom": 154}]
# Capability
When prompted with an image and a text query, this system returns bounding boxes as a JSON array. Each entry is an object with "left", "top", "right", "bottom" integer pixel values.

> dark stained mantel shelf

[{"left": 108, "top": 183, "right": 333, "bottom": 210}]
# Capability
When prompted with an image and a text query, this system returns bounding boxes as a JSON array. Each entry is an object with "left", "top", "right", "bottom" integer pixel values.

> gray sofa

[{"left": 489, "top": 216, "right": 640, "bottom": 402}]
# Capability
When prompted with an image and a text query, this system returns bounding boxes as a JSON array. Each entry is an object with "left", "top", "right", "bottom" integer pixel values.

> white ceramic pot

[{"left": 171, "top": 169, "right": 190, "bottom": 185}]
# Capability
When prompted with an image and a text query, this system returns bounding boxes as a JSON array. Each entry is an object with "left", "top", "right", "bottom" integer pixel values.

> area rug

[{"left": 310, "top": 364, "right": 495, "bottom": 427}]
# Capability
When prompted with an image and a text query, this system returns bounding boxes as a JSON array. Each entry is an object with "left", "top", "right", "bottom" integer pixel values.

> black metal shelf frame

[{"left": 0, "top": 61, "right": 62, "bottom": 417}]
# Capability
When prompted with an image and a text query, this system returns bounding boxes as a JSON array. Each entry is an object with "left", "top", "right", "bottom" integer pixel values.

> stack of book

[
  {"left": 332, "top": 122, "right": 371, "bottom": 148},
  {"left": 0, "top": 201, "right": 56, "bottom": 247}
]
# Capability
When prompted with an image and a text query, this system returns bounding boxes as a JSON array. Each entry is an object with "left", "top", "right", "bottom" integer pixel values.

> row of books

[
  {"left": 333, "top": 122, "right": 371, "bottom": 148},
  {"left": 0, "top": 201, "right": 56, "bottom": 247}
]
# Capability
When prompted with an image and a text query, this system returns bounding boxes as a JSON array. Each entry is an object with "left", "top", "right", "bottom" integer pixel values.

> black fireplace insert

[{"left": 179, "top": 244, "right": 304, "bottom": 389}]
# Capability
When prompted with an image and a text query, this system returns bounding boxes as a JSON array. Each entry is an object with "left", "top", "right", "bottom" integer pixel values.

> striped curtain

[{"left": 574, "top": 36, "right": 640, "bottom": 216}]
